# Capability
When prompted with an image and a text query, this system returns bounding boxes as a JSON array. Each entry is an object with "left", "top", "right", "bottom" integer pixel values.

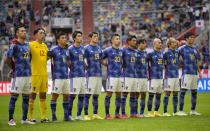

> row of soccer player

[{"left": 6, "top": 25, "right": 201, "bottom": 126}]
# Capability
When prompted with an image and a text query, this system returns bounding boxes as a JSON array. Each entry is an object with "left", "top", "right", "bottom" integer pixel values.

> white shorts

[
  {"left": 164, "top": 78, "right": 180, "bottom": 91},
  {"left": 86, "top": 77, "right": 102, "bottom": 94},
  {"left": 137, "top": 78, "right": 148, "bottom": 92},
  {"left": 106, "top": 77, "right": 122, "bottom": 92},
  {"left": 70, "top": 77, "right": 85, "bottom": 94},
  {"left": 10, "top": 77, "right": 31, "bottom": 94},
  {"left": 123, "top": 77, "right": 137, "bottom": 92},
  {"left": 181, "top": 74, "right": 198, "bottom": 90},
  {"left": 52, "top": 79, "right": 70, "bottom": 94},
  {"left": 149, "top": 79, "right": 163, "bottom": 93}
]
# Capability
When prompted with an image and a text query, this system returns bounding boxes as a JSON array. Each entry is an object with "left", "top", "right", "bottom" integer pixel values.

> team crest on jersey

[
  {"left": 175, "top": 53, "right": 178, "bottom": 57},
  {"left": 119, "top": 52, "right": 122, "bottom": 56},
  {"left": 134, "top": 52, "right": 137, "bottom": 57}
]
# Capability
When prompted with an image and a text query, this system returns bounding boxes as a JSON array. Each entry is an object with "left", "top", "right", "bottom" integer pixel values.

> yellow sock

[
  {"left": 39, "top": 99, "right": 47, "bottom": 119},
  {"left": 28, "top": 99, "right": 35, "bottom": 120}
]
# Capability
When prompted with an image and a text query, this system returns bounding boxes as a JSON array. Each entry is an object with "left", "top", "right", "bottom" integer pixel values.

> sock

[
  {"left": 92, "top": 95, "right": 99, "bottom": 114},
  {"left": 39, "top": 99, "right": 47, "bottom": 119},
  {"left": 84, "top": 94, "right": 90, "bottom": 115},
  {"left": 129, "top": 97, "right": 135, "bottom": 115},
  {"left": 121, "top": 95, "right": 127, "bottom": 115},
  {"left": 77, "top": 94, "right": 84, "bottom": 116},
  {"left": 147, "top": 94, "right": 154, "bottom": 111},
  {"left": 63, "top": 101, "right": 69, "bottom": 119},
  {"left": 154, "top": 94, "right": 161, "bottom": 111},
  {"left": 172, "top": 95, "right": 178, "bottom": 113},
  {"left": 28, "top": 99, "right": 34, "bottom": 120},
  {"left": 163, "top": 96, "right": 169, "bottom": 113},
  {"left": 115, "top": 96, "right": 121, "bottom": 115},
  {"left": 179, "top": 90, "right": 186, "bottom": 111},
  {"left": 22, "top": 95, "right": 29, "bottom": 121},
  {"left": 105, "top": 96, "right": 111, "bottom": 115},
  {"left": 140, "top": 98, "right": 145, "bottom": 115},
  {"left": 50, "top": 100, "right": 56, "bottom": 118},
  {"left": 68, "top": 95, "right": 76, "bottom": 116},
  {"left": 134, "top": 97, "right": 138, "bottom": 115},
  {"left": 8, "top": 95, "right": 18, "bottom": 120},
  {"left": 191, "top": 90, "right": 197, "bottom": 111}
]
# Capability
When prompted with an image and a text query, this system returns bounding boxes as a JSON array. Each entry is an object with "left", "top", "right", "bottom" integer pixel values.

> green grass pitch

[{"left": 0, "top": 92, "right": 209, "bottom": 131}]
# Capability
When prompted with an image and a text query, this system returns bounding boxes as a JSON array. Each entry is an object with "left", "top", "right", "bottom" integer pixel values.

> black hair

[
  {"left": 136, "top": 38, "right": 146, "bottom": 45},
  {"left": 72, "top": 31, "right": 82, "bottom": 41},
  {"left": 88, "top": 32, "right": 98, "bottom": 38},
  {"left": 14, "top": 25, "right": 25, "bottom": 35},
  {"left": 111, "top": 33, "right": 120, "bottom": 42},
  {"left": 56, "top": 32, "right": 66, "bottom": 40},
  {"left": 184, "top": 32, "right": 194, "bottom": 39},
  {"left": 33, "top": 27, "right": 45, "bottom": 35},
  {"left": 126, "top": 35, "right": 137, "bottom": 42}
]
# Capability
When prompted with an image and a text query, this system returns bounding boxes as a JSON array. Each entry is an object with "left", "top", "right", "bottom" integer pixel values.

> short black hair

[
  {"left": 88, "top": 32, "right": 98, "bottom": 38},
  {"left": 126, "top": 35, "right": 137, "bottom": 42},
  {"left": 111, "top": 33, "right": 120, "bottom": 41},
  {"left": 184, "top": 32, "right": 194, "bottom": 39},
  {"left": 72, "top": 31, "right": 82, "bottom": 41},
  {"left": 33, "top": 27, "right": 45, "bottom": 35},
  {"left": 136, "top": 39, "right": 146, "bottom": 45},
  {"left": 56, "top": 32, "right": 66, "bottom": 40},
  {"left": 14, "top": 25, "right": 25, "bottom": 35}
]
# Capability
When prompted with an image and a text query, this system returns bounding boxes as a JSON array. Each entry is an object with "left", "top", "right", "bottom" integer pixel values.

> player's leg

[
  {"left": 105, "top": 91, "right": 113, "bottom": 119},
  {"left": 139, "top": 92, "right": 146, "bottom": 117},
  {"left": 115, "top": 91, "right": 122, "bottom": 119},
  {"left": 154, "top": 79, "right": 163, "bottom": 116},
  {"left": 146, "top": 79, "right": 155, "bottom": 117},
  {"left": 84, "top": 77, "right": 92, "bottom": 120},
  {"left": 172, "top": 91, "right": 178, "bottom": 116},
  {"left": 121, "top": 92, "right": 128, "bottom": 116},
  {"left": 163, "top": 79, "right": 171, "bottom": 116},
  {"left": 69, "top": 78, "right": 76, "bottom": 119},
  {"left": 130, "top": 92, "right": 136, "bottom": 117},
  {"left": 50, "top": 93, "right": 59, "bottom": 121},
  {"left": 76, "top": 77, "right": 85, "bottom": 120},
  {"left": 62, "top": 79, "right": 70, "bottom": 121}
]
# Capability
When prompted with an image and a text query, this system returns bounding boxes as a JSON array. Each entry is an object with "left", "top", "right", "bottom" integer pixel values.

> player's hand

[
  {"left": 7, "top": 70, "right": 13, "bottom": 78},
  {"left": 198, "top": 72, "right": 202, "bottom": 79}
]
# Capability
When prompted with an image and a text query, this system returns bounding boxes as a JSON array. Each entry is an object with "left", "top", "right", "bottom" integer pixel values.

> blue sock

[
  {"left": 179, "top": 90, "right": 186, "bottom": 111},
  {"left": 147, "top": 94, "right": 154, "bottom": 111},
  {"left": 154, "top": 94, "right": 161, "bottom": 111},
  {"left": 50, "top": 100, "right": 56, "bottom": 119},
  {"left": 129, "top": 97, "right": 135, "bottom": 115},
  {"left": 191, "top": 90, "right": 197, "bottom": 110},
  {"left": 140, "top": 98, "right": 145, "bottom": 115},
  {"left": 84, "top": 94, "right": 90, "bottom": 115},
  {"left": 115, "top": 96, "right": 121, "bottom": 115},
  {"left": 92, "top": 95, "right": 98, "bottom": 114},
  {"left": 172, "top": 95, "right": 178, "bottom": 113},
  {"left": 77, "top": 94, "right": 84, "bottom": 116},
  {"left": 121, "top": 95, "right": 127, "bottom": 115},
  {"left": 105, "top": 96, "right": 111, "bottom": 115},
  {"left": 22, "top": 95, "right": 29, "bottom": 120},
  {"left": 163, "top": 96, "right": 169, "bottom": 113},
  {"left": 63, "top": 101, "right": 69, "bottom": 119},
  {"left": 134, "top": 97, "right": 138, "bottom": 115},
  {"left": 68, "top": 95, "right": 76, "bottom": 116},
  {"left": 8, "top": 95, "right": 18, "bottom": 120}
]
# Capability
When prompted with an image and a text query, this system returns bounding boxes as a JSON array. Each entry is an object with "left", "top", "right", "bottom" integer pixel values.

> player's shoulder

[
  {"left": 103, "top": 46, "right": 112, "bottom": 52},
  {"left": 178, "top": 44, "right": 187, "bottom": 51},
  {"left": 68, "top": 44, "right": 74, "bottom": 50},
  {"left": 50, "top": 45, "right": 58, "bottom": 51}
]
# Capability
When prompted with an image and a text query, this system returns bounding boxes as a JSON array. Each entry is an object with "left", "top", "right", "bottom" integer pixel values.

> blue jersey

[
  {"left": 67, "top": 44, "right": 85, "bottom": 78},
  {"left": 102, "top": 47, "right": 123, "bottom": 77},
  {"left": 178, "top": 44, "right": 200, "bottom": 75},
  {"left": 122, "top": 47, "right": 137, "bottom": 78},
  {"left": 7, "top": 42, "right": 31, "bottom": 77},
  {"left": 84, "top": 44, "right": 102, "bottom": 77},
  {"left": 136, "top": 50, "right": 148, "bottom": 78},
  {"left": 148, "top": 50, "right": 164, "bottom": 79},
  {"left": 163, "top": 49, "right": 179, "bottom": 78},
  {"left": 48, "top": 45, "right": 69, "bottom": 79}
]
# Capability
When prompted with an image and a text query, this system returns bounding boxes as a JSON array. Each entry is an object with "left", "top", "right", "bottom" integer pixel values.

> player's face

[
  {"left": 91, "top": 34, "right": 99, "bottom": 44},
  {"left": 17, "top": 27, "right": 26, "bottom": 39},
  {"left": 112, "top": 36, "right": 121, "bottom": 47},
  {"left": 154, "top": 39, "right": 162, "bottom": 50},
  {"left": 36, "top": 29, "right": 46, "bottom": 41},
  {"left": 169, "top": 39, "right": 177, "bottom": 49},
  {"left": 129, "top": 38, "right": 137, "bottom": 49},
  {"left": 187, "top": 35, "right": 195, "bottom": 45},
  {"left": 75, "top": 33, "right": 82, "bottom": 44},
  {"left": 139, "top": 41, "right": 147, "bottom": 50},
  {"left": 58, "top": 35, "right": 67, "bottom": 47}
]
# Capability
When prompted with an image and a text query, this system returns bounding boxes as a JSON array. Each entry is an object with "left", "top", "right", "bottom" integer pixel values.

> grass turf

[{"left": 0, "top": 92, "right": 209, "bottom": 131}]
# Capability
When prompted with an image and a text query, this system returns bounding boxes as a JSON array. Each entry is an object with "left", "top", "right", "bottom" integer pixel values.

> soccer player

[
  {"left": 28, "top": 28, "right": 49, "bottom": 122},
  {"left": 177, "top": 32, "right": 202, "bottom": 116},
  {"left": 83, "top": 32, "right": 104, "bottom": 120},
  {"left": 121, "top": 35, "right": 138, "bottom": 118},
  {"left": 7, "top": 25, "right": 34, "bottom": 125},
  {"left": 67, "top": 31, "right": 85, "bottom": 120},
  {"left": 48, "top": 32, "right": 70, "bottom": 121},
  {"left": 136, "top": 39, "right": 148, "bottom": 117},
  {"left": 101, "top": 33, "right": 123, "bottom": 120},
  {"left": 146, "top": 38, "right": 164, "bottom": 117},
  {"left": 162, "top": 37, "right": 179, "bottom": 116}
]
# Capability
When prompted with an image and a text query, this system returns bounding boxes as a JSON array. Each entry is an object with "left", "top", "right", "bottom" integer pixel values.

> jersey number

[
  {"left": 114, "top": 56, "right": 121, "bottom": 62},
  {"left": 23, "top": 52, "right": 29, "bottom": 58}
]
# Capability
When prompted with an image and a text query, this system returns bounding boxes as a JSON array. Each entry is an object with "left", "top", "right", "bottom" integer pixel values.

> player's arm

[
  {"left": 5, "top": 44, "right": 15, "bottom": 69},
  {"left": 100, "top": 49, "right": 108, "bottom": 66},
  {"left": 196, "top": 49, "right": 202, "bottom": 79}
]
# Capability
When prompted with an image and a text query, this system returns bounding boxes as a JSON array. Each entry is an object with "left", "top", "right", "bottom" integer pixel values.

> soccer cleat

[
  {"left": 172, "top": 112, "right": 179, "bottom": 116},
  {"left": 190, "top": 111, "right": 201, "bottom": 116},
  {"left": 176, "top": 111, "right": 188, "bottom": 116},
  {"left": 154, "top": 111, "right": 162, "bottom": 117},
  {"left": 29, "top": 119, "right": 37, "bottom": 123},
  {"left": 8, "top": 119, "right": 16, "bottom": 126},
  {"left": 163, "top": 112, "right": 171, "bottom": 117},
  {"left": 121, "top": 114, "right": 129, "bottom": 119},
  {"left": 115, "top": 114, "right": 123, "bottom": 119},
  {"left": 130, "top": 114, "right": 139, "bottom": 118},
  {"left": 69, "top": 116, "right": 75, "bottom": 121},
  {"left": 145, "top": 112, "right": 155, "bottom": 117},
  {"left": 92, "top": 114, "right": 104, "bottom": 120},
  {"left": 105, "top": 114, "right": 113, "bottom": 120},
  {"left": 40, "top": 118, "right": 50, "bottom": 123},
  {"left": 139, "top": 114, "right": 145, "bottom": 118},
  {"left": 75, "top": 116, "right": 83, "bottom": 120},
  {"left": 21, "top": 119, "right": 35, "bottom": 124},
  {"left": 84, "top": 115, "right": 91, "bottom": 121}
]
